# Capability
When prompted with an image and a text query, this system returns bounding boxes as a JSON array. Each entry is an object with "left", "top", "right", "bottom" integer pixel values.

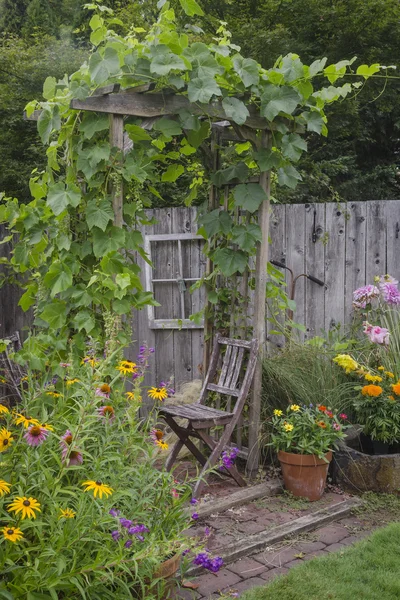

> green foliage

[
  {"left": 269, "top": 404, "right": 348, "bottom": 458},
  {"left": 0, "top": 348, "right": 197, "bottom": 598}
]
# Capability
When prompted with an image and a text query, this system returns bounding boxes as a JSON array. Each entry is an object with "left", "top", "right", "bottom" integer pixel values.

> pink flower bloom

[
  {"left": 363, "top": 322, "right": 390, "bottom": 346},
  {"left": 339, "top": 413, "right": 348, "bottom": 420},
  {"left": 171, "top": 488, "right": 179, "bottom": 499},
  {"left": 353, "top": 285, "right": 380, "bottom": 309},
  {"left": 333, "top": 423, "right": 341, "bottom": 431},
  {"left": 95, "top": 383, "right": 111, "bottom": 398},
  {"left": 380, "top": 282, "right": 400, "bottom": 306},
  {"left": 97, "top": 405, "right": 115, "bottom": 421},
  {"left": 24, "top": 425, "right": 49, "bottom": 447},
  {"left": 379, "top": 274, "right": 398, "bottom": 286},
  {"left": 59, "top": 362, "right": 71, "bottom": 368},
  {"left": 65, "top": 450, "right": 83, "bottom": 467}
]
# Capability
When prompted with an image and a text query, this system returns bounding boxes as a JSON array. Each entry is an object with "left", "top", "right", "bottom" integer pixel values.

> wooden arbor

[{"left": 67, "top": 85, "right": 272, "bottom": 475}]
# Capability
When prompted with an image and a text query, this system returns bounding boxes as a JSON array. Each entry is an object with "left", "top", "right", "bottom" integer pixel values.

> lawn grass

[{"left": 241, "top": 522, "right": 400, "bottom": 600}]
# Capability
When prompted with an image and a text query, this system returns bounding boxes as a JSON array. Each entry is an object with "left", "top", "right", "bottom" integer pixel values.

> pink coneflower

[
  {"left": 333, "top": 423, "right": 341, "bottom": 431},
  {"left": 65, "top": 450, "right": 83, "bottom": 467},
  {"left": 60, "top": 430, "right": 73, "bottom": 448},
  {"left": 97, "top": 405, "right": 115, "bottom": 421},
  {"left": 363, "top": 322, "right": 390, "bottom": 346},
  {"left": 339, "top": 413, "right": 348, "bottom": 420},
  {"left": 24, "top": 425, "right": 49, "bottom": 447},
  {"left": 95, "top": 383, "right": 111, "bottom": 398}
]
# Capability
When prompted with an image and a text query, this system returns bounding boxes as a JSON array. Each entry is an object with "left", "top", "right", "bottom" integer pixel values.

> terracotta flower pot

[{"left": 278, "top": 450, "right": 332, "bottom": 501}]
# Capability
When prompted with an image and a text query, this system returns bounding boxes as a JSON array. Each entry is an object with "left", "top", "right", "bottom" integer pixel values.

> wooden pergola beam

[{"left": 70, "top": 92, "right": 269, "bottom": 130}]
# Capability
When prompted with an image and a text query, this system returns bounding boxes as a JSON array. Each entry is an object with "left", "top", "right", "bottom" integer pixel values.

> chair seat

[{"left": 159, "top": 403, "right": 234, "bottom": 427}]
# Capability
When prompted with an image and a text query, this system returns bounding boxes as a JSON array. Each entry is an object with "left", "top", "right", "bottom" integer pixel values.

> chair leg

[
  {"left": 192, "top": 438, "right": 227, "bottom": 498},
  {"left": 165, "top": 438, "right": 185, "bottom": 471},
  {"left": 163, "top": 416, "right": 208, "bottom": 468},
  {"left": 224, "top": 464, "right": 247, "bottom": 487}
]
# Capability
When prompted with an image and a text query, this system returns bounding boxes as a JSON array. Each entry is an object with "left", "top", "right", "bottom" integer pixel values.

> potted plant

[{"left": 270, "top": 404, "right": 348, "bottom": 500}]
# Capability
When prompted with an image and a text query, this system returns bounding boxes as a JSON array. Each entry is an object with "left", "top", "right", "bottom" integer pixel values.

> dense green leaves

[
  {"left": 179, "top": 0, "right": 204, "bottom": 16},
  {"left": 233, "top": 184, "right": 269, "bottom": 213},
  {"left": 89, "top": 47, "right": 120, "bottom": 84}
]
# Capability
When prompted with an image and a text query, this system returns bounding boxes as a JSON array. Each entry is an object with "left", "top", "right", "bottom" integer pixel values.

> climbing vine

[{"left": 0, "top": 0, "right": 390, "bottom": 367}]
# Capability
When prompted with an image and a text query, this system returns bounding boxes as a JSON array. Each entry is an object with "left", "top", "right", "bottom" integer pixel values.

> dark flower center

[
  {"left": 64, "top": 435, "right": 72, "bottom": 445},
  {"left": 7, "top": 529, "right": 14, "bottom": 535},
  {"left": 156, "top": 388, "right": 160, "bottom": 393},
  {"left": 3, "top": 439, "right": 8, "bottom": 446},
  {"left": 155, "top": 430, "right": 163, "bottom": 440},
  {"left": 95, "top": 481, "right": 102, "bottom": 486},
  {"left": 30, "top": 426, "right": 41, "bottom": 437},
  {"left": 104, "top": 406, "right": 114, "bottom": 415},
  {"left": 23, "top": 500, "right": 30, "bottom": 507},
  {"left": 100, "top": 384, "right": 111, "bottom": 393},
  {"left": 70, "top": 451, "right": 80, "bottom": 459}
]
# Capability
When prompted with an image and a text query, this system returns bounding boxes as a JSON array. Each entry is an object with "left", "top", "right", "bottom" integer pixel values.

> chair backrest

[{"left": 199, "top": 334, "right": 259, "bottom": 414}]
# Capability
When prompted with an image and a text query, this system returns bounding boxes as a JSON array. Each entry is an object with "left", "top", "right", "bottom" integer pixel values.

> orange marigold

[
  {"left": 317, "top": 420, "right": 327, "bottom": 429},
  {"left": 361, "top": 385, "right": 383, "bottom": 397},
  {"left": 318, "top": 405, "right": 327, "bottom": 412},
  {"left": 391, "top": 383, "right": 400, "bottom": 396},
  {"left": 389, "top": 395, "right": 396, "bottom": 401}
]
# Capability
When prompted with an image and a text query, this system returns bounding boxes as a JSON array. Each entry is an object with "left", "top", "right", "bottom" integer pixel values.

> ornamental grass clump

[
  {"left": 0, "top": 345, "right": 203, "bottom": 599},
  {"left": 270, "top": 404, "right": 348, "bottom": 459}
]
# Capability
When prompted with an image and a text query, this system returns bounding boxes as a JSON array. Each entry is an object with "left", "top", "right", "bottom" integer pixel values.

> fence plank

[
  {"left": 172, "top": 208, "right": 194, "bottom": 389},
  {"left": 344, "top": 202, "right": 367, "bottom": 322},
  {"left": 305, "top": 203, "right": 325, "bottom": 339},
  {"left": 267, "top": 205, "right": 286, "bottom": 349},
  {"left": 324, "top": 203, "right": 346, "bottom": 331},
  {"left": 189, "top": 208, "right": 205, "bottom": 380},
  {"left": 366, "top": 201, "right": 386, "bottom": 282},
  {"left": 285, "top": 203, "right": 306, "bottom": 337},
  {"left": 385, "top": 201, "right": 400, "bottom": 281}
]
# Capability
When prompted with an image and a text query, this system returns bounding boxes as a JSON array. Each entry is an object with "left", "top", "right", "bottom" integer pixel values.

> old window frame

[{"left": 144, "top": 233, "right": 205, "bottom": 329}]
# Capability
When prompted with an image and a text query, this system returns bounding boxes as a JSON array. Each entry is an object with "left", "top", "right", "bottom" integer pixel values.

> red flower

[{"left": 318, "top": 405, "right": 327, "bottom": 412}]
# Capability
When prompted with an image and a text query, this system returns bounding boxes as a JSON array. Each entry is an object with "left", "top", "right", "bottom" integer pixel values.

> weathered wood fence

[{"left": 2, "top": 200, "right": 400, "bottom": 398}]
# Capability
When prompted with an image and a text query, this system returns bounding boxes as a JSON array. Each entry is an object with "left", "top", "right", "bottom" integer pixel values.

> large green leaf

[
  {"left": 125, "top": 124, "right": 151, "bottom": 142},
  {"left": 260, "top": 85, "right": 301, "bottom": 121},
  {"left": 212, "top": 162, "right": 249, "bottom": 186},
  {"left": 89, "top": 47, "right": 120, "bottom": 85},
  {"left": 150, "top": 53, "right": 186, "bottom": 76},
  {"left": 281, "top": 133, "right": 307, "bottom": 162},
  {"left": 47, "top": 183, "right": 81, "bottom": 216},
  {"left": 73, "top": 310, "right": 95, "bottom": 333},
  {"left": 85, "top": 199, "right": 114, "bottom": 231},
  {"left": 232, "top": 223, "right": 262, "bottom": 251},
  {"left": 92, "top": 226, "right": 125, "bottom": 257},
  {"left": 222, "top": 97, "right": 250, "bottom": 125},
  {"left": 277, "top": 164, "right": 302, "bottom": 189},
  {"left": 302, "top": 110, "right": 324, "bottom": 134},
  {"left": 279, "top": 55, "right": 304, "bottom": 83},
  {"left": 233, "top": 55, "right": 260, "bottom": 87},
  {"left": 161, "top": 164, "right": 184, "bottom": 182},
  {"left": 40, "top": 302, "right": 67, "bottom": 329},
  {"left": 43, "top": 262, "right": 73, "bottom": 297},
  {"left": 178, "top": 110, "right": 201, "bottom": 131},
  {"left": 233, "top": 183, "right": 268, "bottom": 213},
  {"left": 179, "top": 0, "right": 204, "bottom": 16},
  {"left": 198, "top": 209, "right": 232, "bottom": 238},
  {"left": 38, "top": 106, "right": 61, "bottom": 144},
  {"left": 213, "top": 248, "right": 248, "bottom": 276},
  {"left": 43, "top": 76, "right": 57, "bottom": 100},
  {"left": 153, "top": 118, "right": 182, "bottom": 138},
  {"left": 187, "top": 77, "right": 222, "bottom": 103},
  {"left": 186, "top": 121, "right": 210, "bottom": 148},
  {"left": 18, "top": 284, "right": 38, "bottom": 311},
  {"left": 79, "top": 113, "right": 110, "bottom": 140},
  {"left": 254, "top": 148, "right": 281, "bottom": 171}
]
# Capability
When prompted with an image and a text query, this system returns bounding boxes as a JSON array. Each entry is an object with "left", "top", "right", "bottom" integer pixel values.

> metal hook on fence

[{"left": 270, "top": 260, "right": 325, "bottom": 321}]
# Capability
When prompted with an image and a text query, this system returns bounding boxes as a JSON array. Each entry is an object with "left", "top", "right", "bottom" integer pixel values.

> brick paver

[
  {"left": 195, "top": 569, "right": 241, "bottom": 596},
  {"left": 259, "top": 566, "right": 289, "bottom": 582},
  {"left": 227, "top": 557, "right": 269, "bottom": 579},
  {"left": 313, "top": 524, "right": 350, "bottom": 544}
]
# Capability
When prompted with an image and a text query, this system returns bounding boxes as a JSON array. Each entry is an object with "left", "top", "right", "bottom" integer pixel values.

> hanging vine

[{"left": 0, "top": 0, "right": 391, "bottom": 368}]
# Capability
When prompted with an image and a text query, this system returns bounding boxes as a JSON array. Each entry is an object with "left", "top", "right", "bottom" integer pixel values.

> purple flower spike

[
  {"left": 109, "top": 508, "right": 120, "bottom": 517},
  {"left": 204, "top": 527, "right": 211, "bottom": 537},
  {"left": 190, "top": 498, "right": 198, "bottom": 505},
  {"left": 111, "top": 530, "right": 120, "bottom": 541},
  {"left": 119, "top": 518, "right": 133, "bottom": 529},
  {"left": 191, "top": 512, "right": 199, "bottom": 520},
  {"left": 124, "top": 539, "right": 133, "bottom": 549}
]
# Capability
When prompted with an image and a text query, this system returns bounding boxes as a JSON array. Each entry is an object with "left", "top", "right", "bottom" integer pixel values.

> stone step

[{"left": 187, "top": 496, "right": 361, "bottom": 576}]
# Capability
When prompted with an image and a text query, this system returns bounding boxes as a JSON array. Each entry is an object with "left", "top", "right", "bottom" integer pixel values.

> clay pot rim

[{"left": 278, "top": 450, "right": 332, "bottom": 466}]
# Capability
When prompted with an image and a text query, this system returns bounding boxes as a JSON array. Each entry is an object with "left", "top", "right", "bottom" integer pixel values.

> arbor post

[{"left": 247, "top": 133, "right": 271, "bottom": 477}]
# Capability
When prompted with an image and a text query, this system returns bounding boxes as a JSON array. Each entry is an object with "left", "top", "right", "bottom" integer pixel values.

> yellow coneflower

[
  {"left": 66, "top": 379, "right": 80, "bottom": 386},
  {"left": 14, "top": 414, "right": 40, "bottom": 428},
  {"left": 2, "top": 526, "right": 23, "bottom": 543},
  {"left": 0, "top": 404, "right": 9, "bottom": 416},
  {"left": 273, "top": 409, "right": 283, "bottom": 416},
  {"left": 7, "top": 496, "right": 41, "bottom": 520},
  {"left": 59, "top": 507, "right": 76, "bottom": 519},
  {"left": 46, "top": 391, "right": 62, "bottom": 398},
  {"left": 290, "top": 404, "right": 300, "bottom": 412},
  {"left": 125, "top": 391, "right": 141, "bottom": 401},
  {"left": 116, "top": 361, "right": 137, "bottom": 376},
  {"left": 81, "top": 356, "right": 99, "bottom": 367},
  {"left": 0, "top": 480, "right": 11, "bottom": 496},
  {"left": 81, "top": 480, "right": 113, "bottom": 499},
  {"left": 0, "top": 428, "right": 14, "bottom": 452},
  {"left": 283, "top": 422, "right": 294, "bottom": 432},
  {"left": 148, "top": 387, "right": 168, "bottom": 401},
  {"left": 41, "top": 423, "right": 54, "bottom": 431},
  {"left": 150, "top": 429, "right": 169, "bottom": 450}
]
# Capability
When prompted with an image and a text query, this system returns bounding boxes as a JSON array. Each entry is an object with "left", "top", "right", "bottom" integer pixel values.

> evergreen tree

[
  {"left": 0, "top": 0, "right": 29, "bottom": 35},
  {"left": 22, "top": 0, "right": 57, "bottom": 37}
]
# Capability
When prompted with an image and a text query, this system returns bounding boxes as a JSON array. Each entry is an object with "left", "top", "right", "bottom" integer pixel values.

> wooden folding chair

[{"left": 159, "top": 334, "right": 259, "bottom": 497}]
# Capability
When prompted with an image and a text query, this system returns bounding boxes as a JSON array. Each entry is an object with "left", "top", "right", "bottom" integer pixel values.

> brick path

[{"left": 176, "top": 509, "right": 372, "bottom": 599}]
